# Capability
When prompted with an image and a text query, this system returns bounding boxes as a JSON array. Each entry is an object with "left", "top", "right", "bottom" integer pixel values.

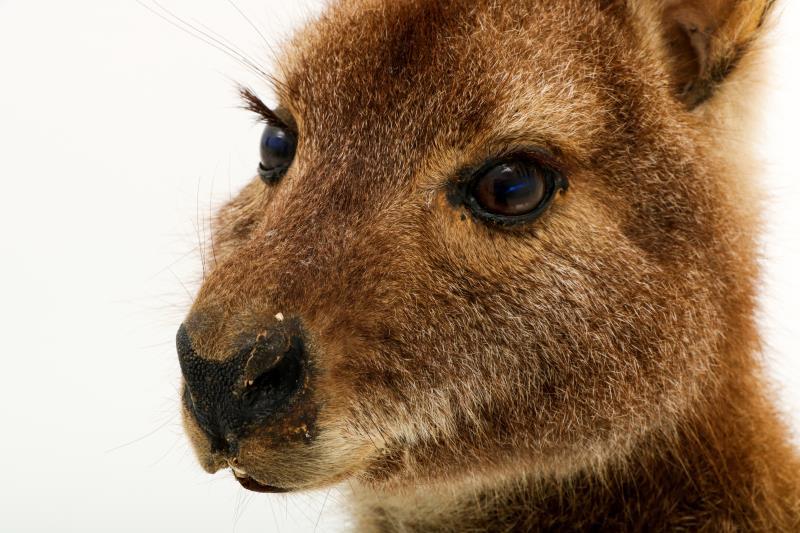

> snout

[{"left": 176, "top": 317, "right": 311, "bottom": 457}]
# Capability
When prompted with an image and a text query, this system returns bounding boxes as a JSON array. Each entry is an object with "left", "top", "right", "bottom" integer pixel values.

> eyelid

[
  {"left": 272, "top": 107, "right": 297, "bottom": 132},
  {"left": 258, "top": 162, "right": 291, "bottom": 184},
  {"left": 457, "top": 147, "right": 567, "bottom": 188}
]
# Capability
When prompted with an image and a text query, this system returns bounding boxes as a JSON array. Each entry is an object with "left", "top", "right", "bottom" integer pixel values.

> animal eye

[
  {"left": 258, "top": 124, "right": 296, "bottom": 184},
  {"left": 466, "top": 159, "right": 567, "bottom": 225}
]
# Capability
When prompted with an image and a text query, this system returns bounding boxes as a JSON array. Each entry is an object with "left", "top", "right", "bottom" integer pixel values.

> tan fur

[{"left": 180, "top": 0, "right": 800, "bottom": 530}]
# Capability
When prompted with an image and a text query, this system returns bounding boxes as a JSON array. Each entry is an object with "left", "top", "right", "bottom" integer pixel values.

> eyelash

[
  {"left": 240, "top": 88, "right": 282, "bottom": 123},
  {"left": 239, "top": 88, "right": 568, "bottom": 224}
]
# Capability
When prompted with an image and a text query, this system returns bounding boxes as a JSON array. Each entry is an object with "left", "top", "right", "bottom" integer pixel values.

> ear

[{"left": 652, "top": 0, "right": 776, "bottom": 108}]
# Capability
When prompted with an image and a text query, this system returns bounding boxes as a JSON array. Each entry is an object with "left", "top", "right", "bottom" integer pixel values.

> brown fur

[{"left": 180, "top": 0, "right": 800, "bottom": 530}]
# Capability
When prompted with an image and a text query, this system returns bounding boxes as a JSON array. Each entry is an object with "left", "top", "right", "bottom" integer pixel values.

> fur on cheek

[{"left": 180, "top": 0, "right": 800, "bottom": 530}]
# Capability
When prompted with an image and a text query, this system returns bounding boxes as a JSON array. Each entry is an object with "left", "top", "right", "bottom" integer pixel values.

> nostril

[{"left": 240, "top": 335, "right": 305, "bottom": 412}]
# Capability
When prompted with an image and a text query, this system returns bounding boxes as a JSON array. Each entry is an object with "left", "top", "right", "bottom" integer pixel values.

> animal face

[{"left": 178, "top": 0, "right": 771, "bottom": 493}]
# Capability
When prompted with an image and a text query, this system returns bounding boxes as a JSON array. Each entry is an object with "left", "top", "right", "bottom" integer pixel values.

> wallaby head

[{"left": 177, "top": 0, "right": 800, "bottom": 529}]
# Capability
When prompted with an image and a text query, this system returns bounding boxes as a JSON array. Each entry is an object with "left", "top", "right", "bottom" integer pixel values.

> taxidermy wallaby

[{"left": 177, "top": 0, "right": 800, "bottom": 530}]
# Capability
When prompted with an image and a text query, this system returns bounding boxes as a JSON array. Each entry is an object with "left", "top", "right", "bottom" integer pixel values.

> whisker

[
  {"left": 147, "top": 433, "right": 182, "bottom": 467},
  {"left": 313, "top": 488, "right": 332, "bottom": 532},
  {"left": 194, "top": 181, "right": 207, "bottom": 282},
  {"left": 150, "top": 0, "right": 266, "bottom": 70},
  {"left": 194, "top": 17, "right": 267, "bottom": 72},
  {"left": 168, "top": 266, "right": 194, "bottom": 300},
  {"left": 147, "top": 245, "right": 202, "bottom": 281},
  {"left": 289, "top": 494, "right": 317, "bottom": 525},
  {"left": 134, "top": 0, "right": 270, "bottom": 81},
  {"left": 233, "top": 491, "right": 253, "bottom": 531},
  {"left": 136, "top": 339, "right": 174, "bottom": 350},
  {"left": 224, "top": 0, "right": 272, "bottom": 51},
  {"left": 208, "top": 175, "right": 219, "bottom": 270},
  {"left": 104, "top": 413, "right": 179, "bottom": 453}
]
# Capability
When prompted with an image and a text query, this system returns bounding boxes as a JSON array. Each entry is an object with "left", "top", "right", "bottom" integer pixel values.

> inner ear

[
  {"left": 661, "top": 1, "right": 735, "bottom": 105},
  {"left": 656, "top": 0, "right": 773, "bottom": 108}
]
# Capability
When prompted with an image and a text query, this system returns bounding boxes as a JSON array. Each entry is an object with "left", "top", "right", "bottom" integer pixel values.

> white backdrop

[{"left": 0, "top": 2, "right": 797, "bottom": 532}]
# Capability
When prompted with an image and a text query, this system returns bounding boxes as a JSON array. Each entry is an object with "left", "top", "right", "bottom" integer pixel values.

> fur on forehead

[
  {"left": 179, "top": 0, "right": 799, "bottom": 529},
  {"left": 273, "top": 0, "right": 655, "bottom": 166}
]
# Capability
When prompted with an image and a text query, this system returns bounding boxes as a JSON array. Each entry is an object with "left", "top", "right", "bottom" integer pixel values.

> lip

[{"left": 232, "top": 470, "right": 291, "bottom": 493}]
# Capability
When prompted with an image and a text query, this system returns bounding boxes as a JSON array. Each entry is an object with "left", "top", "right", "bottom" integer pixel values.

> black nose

[{"left": 176, "top": 319, "right": 307, "bottom": 452}]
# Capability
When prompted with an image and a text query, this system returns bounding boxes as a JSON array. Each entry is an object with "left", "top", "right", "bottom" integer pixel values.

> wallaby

[{"left": 176, "top": 0, "right": 800, "bottom": 530}]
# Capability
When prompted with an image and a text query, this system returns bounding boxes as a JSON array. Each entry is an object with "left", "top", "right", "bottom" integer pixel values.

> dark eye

[
  {"left": 258, "top": 124, "right": 296, "bottom": 184},
  {"left": 465, "top": 159, "right": 567, "bottom": 225}
]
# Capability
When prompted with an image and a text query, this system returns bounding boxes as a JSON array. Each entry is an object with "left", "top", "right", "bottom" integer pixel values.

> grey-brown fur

[{"left": 179, "top": 1, "right": 800, "bottom": 530}]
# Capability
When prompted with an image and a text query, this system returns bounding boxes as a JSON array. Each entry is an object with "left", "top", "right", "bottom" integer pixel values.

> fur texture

[{"left": 180, "top": 0, "right": 800, "bottom": 530}]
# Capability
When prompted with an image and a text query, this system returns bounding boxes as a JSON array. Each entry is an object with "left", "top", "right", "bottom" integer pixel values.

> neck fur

[{"left": 351, "top": 368, "right": 800, "bottom": 532}]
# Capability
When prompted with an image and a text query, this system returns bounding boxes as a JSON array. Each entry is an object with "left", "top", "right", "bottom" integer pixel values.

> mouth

[{"left": 231, "top": 468, "right": 291, "bottom": 493}]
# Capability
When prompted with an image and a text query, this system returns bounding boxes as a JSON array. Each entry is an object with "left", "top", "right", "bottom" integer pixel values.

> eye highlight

[
  {"left": 258, "top": 124, "right": 296, "bottom": 184},
  {"left": 460, "top": 155, "right": 568, "bottom": 226}
]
